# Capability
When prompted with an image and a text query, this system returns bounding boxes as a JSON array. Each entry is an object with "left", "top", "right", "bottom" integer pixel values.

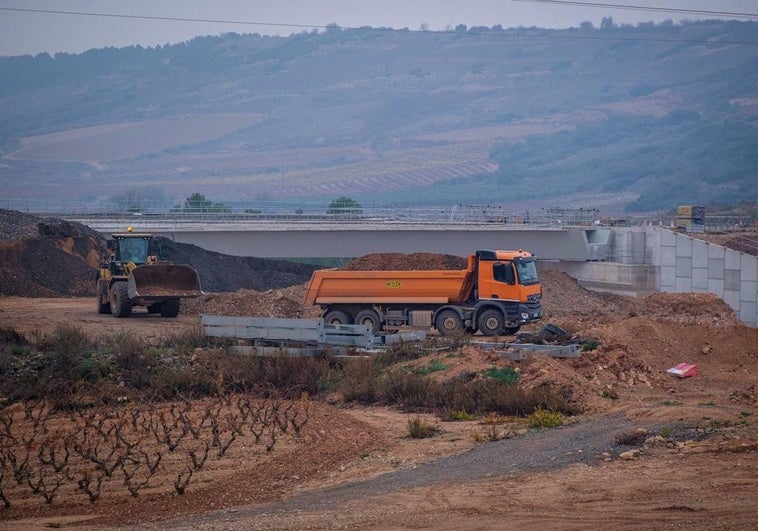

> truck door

[{"left": 477, "top": 261, "right": 519, "bottom": 301}]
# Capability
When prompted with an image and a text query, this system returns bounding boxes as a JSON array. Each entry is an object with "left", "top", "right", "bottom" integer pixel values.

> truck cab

[{"left": 470, "top": 249, "right": 542, "bottom": 335}]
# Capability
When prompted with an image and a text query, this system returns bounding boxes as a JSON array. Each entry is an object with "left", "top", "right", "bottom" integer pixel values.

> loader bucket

[{"left": 127, "top": 263, "right": 202, "bottom": 300}]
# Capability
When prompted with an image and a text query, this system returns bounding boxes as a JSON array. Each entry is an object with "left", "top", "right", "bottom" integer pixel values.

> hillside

[{"left": 1, "top": 20, "right": 756, "bottom": 211}]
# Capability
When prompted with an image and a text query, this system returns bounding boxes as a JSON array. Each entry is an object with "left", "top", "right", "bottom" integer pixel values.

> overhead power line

[
  {"left": 1, "top": 6, "right": 757, "bottom": 47},
  {"left": 513, "top": 0, "right": 758, "bottom": 19}
]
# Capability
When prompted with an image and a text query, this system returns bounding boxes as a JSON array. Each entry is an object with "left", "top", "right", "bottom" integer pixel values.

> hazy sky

[{"left": 1, "top": 0, "right": 756, "bottom": 56}]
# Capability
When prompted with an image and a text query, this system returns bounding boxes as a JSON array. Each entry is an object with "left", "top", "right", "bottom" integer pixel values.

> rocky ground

[{"left": 0, "top": 211, "right": 756, "bottom": 530}]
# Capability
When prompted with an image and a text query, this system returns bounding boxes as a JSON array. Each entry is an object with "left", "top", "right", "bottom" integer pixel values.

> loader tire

[
  {"left": 96, "top": 280, "right": 111, "bottom": 314},
  {"left": 160, "top": 299, "right": 180, "bottom": 318},
  {"left": 111, "top": 282, "right": 132, "bottom": 318}
]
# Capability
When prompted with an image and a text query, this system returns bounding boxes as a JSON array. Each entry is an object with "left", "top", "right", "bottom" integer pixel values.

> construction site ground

[
  {"left": 1, "top": 282, "right": 757, "bottom": 530},
  {"left": 0, "top": 211, "right": 757, "bottom": 529}
]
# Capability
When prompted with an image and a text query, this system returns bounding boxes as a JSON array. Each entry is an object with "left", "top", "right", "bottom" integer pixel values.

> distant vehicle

[
  {"left": 96, "top": 229, "right": 202, "bottom": 318},
  {"left": 304, "top": 249, "right": 542, "bottom": 336}
]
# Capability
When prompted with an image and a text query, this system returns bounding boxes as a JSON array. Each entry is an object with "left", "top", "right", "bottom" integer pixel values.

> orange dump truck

[{"left": 303, "top": 249, "right": 542, "bottom": 336}]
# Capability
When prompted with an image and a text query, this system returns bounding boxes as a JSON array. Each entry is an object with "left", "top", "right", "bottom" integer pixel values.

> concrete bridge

[
  {"left": 70, "top": 216, "right": 756, "bottom": 327},
  {"left": 74, "top": 216, "right": 606, "bottom": 262}
]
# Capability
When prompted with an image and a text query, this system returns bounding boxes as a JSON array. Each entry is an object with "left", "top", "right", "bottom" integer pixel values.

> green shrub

[
  {"left": 413, "top": 358, "right": 447, "bottom": 375},
  {"left": 582, "top": 339, "right": 600, "bottom": 351},
  {"left": 482, "top": 366, "right": 519, "bottom": 385},
  {"left": 526, "top": 408, "right": 566, "bottom": 428},
  {"left": 407, "top": 417, "right": 440, "bottom": 439},
  {"left": 449, "top": 410, "right": 476, "bottom": 421}
]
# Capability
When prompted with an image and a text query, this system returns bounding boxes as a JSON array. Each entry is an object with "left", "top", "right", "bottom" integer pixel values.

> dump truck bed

[{"left": 304, "top": 268, "right": 474, "bottom": 305}]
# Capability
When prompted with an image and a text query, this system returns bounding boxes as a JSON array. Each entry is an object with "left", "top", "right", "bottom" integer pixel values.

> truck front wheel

[
  {"left": 110, "top": 282, "right": 132, "bottom": 318},
  {"left": 478, "top": 309, "right": 504, "bottom": 337},
  {"left": 435, "top": 309, "right": 463, "bottom": 336}
]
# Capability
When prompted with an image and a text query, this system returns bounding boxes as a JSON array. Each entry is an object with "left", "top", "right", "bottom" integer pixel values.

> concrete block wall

[{"left": 655, "top": 228, "right": 757, "bottom": 327}]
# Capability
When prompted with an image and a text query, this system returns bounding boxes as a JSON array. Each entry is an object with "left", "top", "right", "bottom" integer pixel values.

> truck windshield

[{"left": 514, "top": 259, "right": 539, "bottom": 285}]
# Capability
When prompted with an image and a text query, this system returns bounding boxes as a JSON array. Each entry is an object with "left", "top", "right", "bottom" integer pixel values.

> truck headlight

[{"left": 521, "top": 312, "right": 530, "bottom": 320}]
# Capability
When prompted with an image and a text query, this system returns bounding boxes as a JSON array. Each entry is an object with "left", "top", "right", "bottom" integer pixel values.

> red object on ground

[{"left": 667, "top": 363, "right": 698, "bottom": 378}]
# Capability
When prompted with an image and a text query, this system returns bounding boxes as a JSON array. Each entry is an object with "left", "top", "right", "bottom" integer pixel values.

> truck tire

[
  {"left": 323, "top": 309, "right": 352, "bottom": 325},
  {"left": 478, "top": 309, "right": 504, "bottom": 337},
  {"left": 355, "top": 309, "right": 382, "bottom": 335},
  {"left": 435, "top": 309, "right": 463, "bottom": 336},
  {"left": 160, "top": 299, "right": 180, "bottom": 318},
  {"left": 96, "top": 280, "right": 111, "bottom": 314},
  {"left": 110, "top": 282, "right": 132, "bottom": 318}
]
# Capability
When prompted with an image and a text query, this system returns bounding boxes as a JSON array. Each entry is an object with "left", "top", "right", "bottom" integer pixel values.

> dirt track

[
  {"left": 0, "top": 297, "right": 198, "bottom": 343},
  {"left": 1, "top": 295, "right": 757, "bottom": 530}
]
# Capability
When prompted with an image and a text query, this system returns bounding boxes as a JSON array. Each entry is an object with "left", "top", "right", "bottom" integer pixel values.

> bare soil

[
  {"left": 0, "top": 291, "right": 756, "bottom": 530},
  {"left": 0, "top": 212, "right": 756, "bottom": 529}
]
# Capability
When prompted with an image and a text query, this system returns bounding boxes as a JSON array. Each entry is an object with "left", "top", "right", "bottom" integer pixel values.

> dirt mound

[
  {"left": 0, "top": 218, "right": 107, "bottom": 297},
  {"left": 0, "top": 210, "right": 317, "bottom": 297},
  {"left": 0, "top": 208, "right": 53, "bottom": 242},
  {"left": 342, "top": 252, "right": 467, "bottom": 271},
  {"left": 536, "top": 267, "right": 633, "bottom": 326},
  {"left": 153, "top": 237, "right": 317, "bottom": 293},
  {"left": 183, "top": 285, "right": 321, "bottom": 319},
  {"left": 640, "top": 291, "right": 740, "bottom": 326}
]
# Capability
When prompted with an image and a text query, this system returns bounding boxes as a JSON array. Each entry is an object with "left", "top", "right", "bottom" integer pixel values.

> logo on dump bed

[{"left": 386, "top": 280, "right": 402, "bottom": 288}]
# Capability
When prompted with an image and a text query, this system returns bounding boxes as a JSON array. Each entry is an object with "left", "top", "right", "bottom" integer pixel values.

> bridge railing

[{"left": 2, "top": 198, "right": 663, "bottom": 228}]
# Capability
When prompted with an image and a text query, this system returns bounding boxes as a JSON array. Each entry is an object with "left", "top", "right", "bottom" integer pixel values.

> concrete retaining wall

[
  {"left": 559, "top": 227, "right": 757, "bottom": 327},
  {"left": 654, "top": 228, "right": 757, "bottom": 327}
]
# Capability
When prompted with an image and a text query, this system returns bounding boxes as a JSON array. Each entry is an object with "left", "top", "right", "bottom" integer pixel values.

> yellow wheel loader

[{"left": 96, "top": 229, "right": 202, "bottom": 318}]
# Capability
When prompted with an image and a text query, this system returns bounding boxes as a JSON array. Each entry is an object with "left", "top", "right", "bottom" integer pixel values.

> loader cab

[{"left": 110, "top": 235, "right": 151, "bottom": 265}]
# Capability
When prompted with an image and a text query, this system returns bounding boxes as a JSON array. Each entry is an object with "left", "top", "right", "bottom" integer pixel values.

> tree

[
  {"left": 183, "top": 193, "right": 212, "bottom": 212},
  {"left": 177, "top": 193, "right": 231, "bottom": 213},
  {"left": 327, "top": 196, "right": 362, "bottom": 215}
]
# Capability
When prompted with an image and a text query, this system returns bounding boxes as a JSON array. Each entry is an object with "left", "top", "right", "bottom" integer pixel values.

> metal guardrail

[
  {"left": 4, "top": 198, "right": 753, "bottom": 234},
  {"left": 201, "top": 315, "right": 427, "bottom": 352}
]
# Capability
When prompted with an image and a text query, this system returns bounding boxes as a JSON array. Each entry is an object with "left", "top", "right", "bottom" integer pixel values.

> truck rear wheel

[
  {"left": 323, "top": 309, "right": 352, "bottom": 325},
  {"left": 160, "top": 299, "right": 180, "bottom": 318},
  {"left": 478, "top": 309, "right": 504, "bottom": 337},
  {"left": 435, "top": 309, "right": 463, "bottom": 336},
  {"left": 355, "top": 309, "right": 382, "bottom": 335},
  {"left": 110, "top": 282, "right": 132, "bottom": 318}
]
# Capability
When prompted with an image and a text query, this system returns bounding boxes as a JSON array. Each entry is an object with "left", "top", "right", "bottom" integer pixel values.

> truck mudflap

[{"left": 127, "top": 263, "right": 202, "bottom": 300}]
